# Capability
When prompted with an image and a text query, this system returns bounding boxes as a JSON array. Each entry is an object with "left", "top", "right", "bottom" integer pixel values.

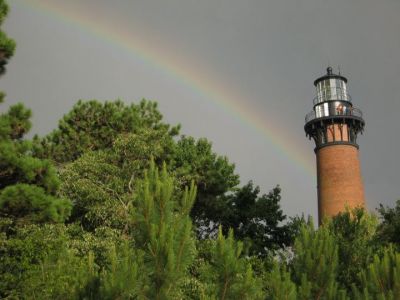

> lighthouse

[{"left": 304, "top": 67, "right": 366, "bottom": 224}]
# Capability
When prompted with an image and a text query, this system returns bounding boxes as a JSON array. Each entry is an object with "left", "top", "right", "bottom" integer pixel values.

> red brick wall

[{"left": 316, "top": 144, "right": 365, "bottom": 224}]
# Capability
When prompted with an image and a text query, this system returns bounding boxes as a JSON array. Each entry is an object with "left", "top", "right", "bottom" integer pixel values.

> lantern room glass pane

[{"left": 316, "top": 78, "right": 350, "bottom": 103}]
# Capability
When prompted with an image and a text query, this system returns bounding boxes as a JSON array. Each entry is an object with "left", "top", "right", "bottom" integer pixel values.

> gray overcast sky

[{"left": 1, "top": 0, "right": 400, "bottom": 220}]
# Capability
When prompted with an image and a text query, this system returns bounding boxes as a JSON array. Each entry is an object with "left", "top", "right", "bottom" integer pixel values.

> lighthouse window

[
  {"left": 330, "top": 79, "right": 338, "bottom": 100},
  {"left": 316, "top": 79, "right": 350, "bottom": 103},
  {"left": 317, "top": 81, "right": 329, "bottom": 103},
  {"left": 322, "top": 80, "right": 331, "bottom": 100},
  {"left": 336, "top": 79, "right": 344, "bottom": 99}
]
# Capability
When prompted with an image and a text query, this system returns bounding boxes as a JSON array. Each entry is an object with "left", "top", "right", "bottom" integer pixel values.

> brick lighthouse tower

[{"left": 305, "top": 67, "right": 366, "bottom": 224}]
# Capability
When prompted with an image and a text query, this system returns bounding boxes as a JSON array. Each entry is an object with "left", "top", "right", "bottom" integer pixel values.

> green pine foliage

[
  {"left": 0, "top": 0, "right": 15, "bottom": 75},
  {"left": 0, "top": 102, "right": 31, "bottom": 139},
  {"left": 172, "top": 136, "right": 239, "bottom": 234},
  {"left": 200, "top": 227, "right": 264, "bottom": 299},
  {"left": 329, "top": 208, "right": 378, "bottom": 290},
  {"left": 35, "top": 99, "right": 180, "bottom": 163},
  {"left": 97, "top": 244, "right": 147, "bottom": 299},
  {"left": 132, "top": 160, "right": 197, "bottom": 299},
  {"left": 265, "top": 262, "right": 297, "bottom": 300},
  {"left": 353, "top": 245, "right": 400, "bottom": 299},
  {"left": 21, "top": 249, "right": 98, "bottom": 300},
  {"left": 291, "top": 219, "right": 347, "bottom": 299},
  {"left": 0, "top": 98, "right": 71, "bottom": 225},
  {"left": 0, "top": 184, "right": 70, "bottom": 223}
]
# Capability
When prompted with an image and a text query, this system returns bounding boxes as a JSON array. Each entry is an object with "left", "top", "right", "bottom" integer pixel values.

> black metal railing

[
  {"left": 313, "top": 92, "right": 352, "bottom": 105},
  {"left": 305, "top": 107, "right": 363, "bottom": 123}
]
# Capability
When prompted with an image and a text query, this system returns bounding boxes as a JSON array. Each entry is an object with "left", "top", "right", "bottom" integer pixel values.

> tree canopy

[{"left": 376, "top": 200, "right": 400, "bottom": 247}]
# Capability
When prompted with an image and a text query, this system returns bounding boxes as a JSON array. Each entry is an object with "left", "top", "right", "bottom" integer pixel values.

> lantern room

[
  {"left": 313, "top": 67, "right": 352, "bottom": 119},
  {"left": 304, "top": 67, "right": 364, "bottom": 150}
]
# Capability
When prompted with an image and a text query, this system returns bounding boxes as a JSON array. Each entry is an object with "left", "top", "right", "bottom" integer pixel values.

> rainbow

[{"left": 14, "top": 0, "right": 314, "bottom": 175}]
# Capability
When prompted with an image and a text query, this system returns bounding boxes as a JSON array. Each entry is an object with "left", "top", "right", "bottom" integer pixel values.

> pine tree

[
  {"left": 352, "top": 245, "right": 400, "bottom": 299},
  {"left": 21, "top": 249, "right": 98, "bottom": 300},
  {"left": 329, "top": 208, "right": 378, "bottom": 291},
  {"left": 132, "top": 160, "right": 197, "bottom": 299},
  {"left": 97, "top": 244, "right": 147, "bottom": 299},
  {"left": 35, "top": 99, "right": 180, "bottom": 163},
  {"left": 0, "top": 71, "right": 71, "bottom": 223},
  {"left": 291, "top": 219, "right": 347, "bottom": 299},
  {"left": 200, "top": 227, "right": 264, "bottom": 300},
  {"left": 0, "top": 5, "right": 71, "bottom": 296},
  {"left": 0, "top": 1, "right": 71, "bottom": 225},
  {"left": 265, "top": 262, "right": 297, "bottom": 300}
]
